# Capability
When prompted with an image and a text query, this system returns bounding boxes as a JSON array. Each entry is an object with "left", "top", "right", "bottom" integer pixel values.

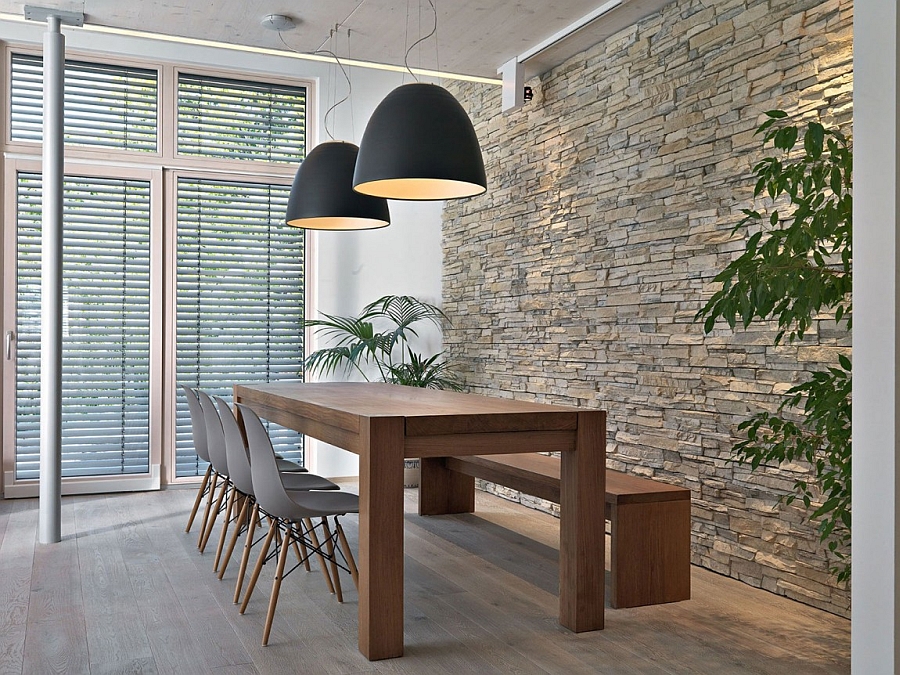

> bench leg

[
  {"left": 610, "top": 499, "right": 691, "bottom": 608},
  {"left": 418, "top": 457, "right": 475, "bottom": 516}
]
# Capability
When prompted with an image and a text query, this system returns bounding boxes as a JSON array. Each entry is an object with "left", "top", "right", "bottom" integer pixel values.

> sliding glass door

[
  {"left": 3, "top": 168, "right": 159, "bottom": 494},
  {"left": 173, "top": 176, "right": 305, "bottom": 478}
]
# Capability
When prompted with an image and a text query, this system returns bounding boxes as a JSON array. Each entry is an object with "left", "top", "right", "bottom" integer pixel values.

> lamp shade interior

[
  {"left": 286, "top": 141, "right": 390, "bottom": 230},
  {"left": 353, "top": 83, "right": 487, "bottom": 201}
]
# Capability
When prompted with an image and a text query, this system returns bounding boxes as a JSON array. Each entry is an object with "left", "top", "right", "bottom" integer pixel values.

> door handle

[{"left": 6, "top": 331, "right": 14, "bottom": 360}]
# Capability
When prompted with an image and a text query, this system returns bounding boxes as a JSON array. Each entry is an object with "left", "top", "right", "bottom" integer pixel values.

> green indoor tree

[
  {"left": 696, "top": 110, "right": 852, "bottom": 582},
  {"left": 302, "top": 294, "right": 463, "bottom": 391}
]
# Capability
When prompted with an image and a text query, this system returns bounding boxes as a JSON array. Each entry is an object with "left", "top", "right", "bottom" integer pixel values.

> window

[
  {"left": 3, "top": 51, "right": 309, "bottom": 494},
  {"left": 174, "top": 177, "right": 305, "bottom": 477},
  {"left": 10, "top": 53, "right": 158, "bottom": 151},
  {"left": 172, "top": 71, "right": 308, "bottom": 478},
  {"left": 177, "top": 72, "right": 306, "bottom": 163},
  {"left": 15, "top": 173, "right": 151, "bottom": 480}
]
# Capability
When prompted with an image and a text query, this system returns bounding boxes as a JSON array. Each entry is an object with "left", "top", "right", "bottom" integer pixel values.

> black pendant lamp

[
  {"left": 352, "top": 82, "right": 487, "bottom": 201},
  {"left": 285, "top": 141, "right": 390, "bottom": 230}
]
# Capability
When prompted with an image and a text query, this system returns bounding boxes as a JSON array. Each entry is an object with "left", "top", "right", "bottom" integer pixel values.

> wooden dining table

[{"left": 234, "top": 381, "right": 606, "bottom": 661}]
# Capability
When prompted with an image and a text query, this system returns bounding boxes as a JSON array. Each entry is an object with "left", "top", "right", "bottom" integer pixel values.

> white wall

[
  {"left": 852, "top": 0, "right": 900, "bottom": 671},
  {"left": 0, "top": 19, "right": 445, "bottom": 479},
  {"left": 312, "top": 199, "right": 444, "bottom": 477}
]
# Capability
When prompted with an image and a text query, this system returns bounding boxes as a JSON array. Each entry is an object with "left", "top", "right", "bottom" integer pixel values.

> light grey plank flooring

[
  {"left": 0, "top": 500, "right": 37, "bottom": 675},
  {"left": 0, "top": 483, "right": 849, "bottom": 675},
  {"left": 21, "top": 498, "right": 90, "bottom": 675}
]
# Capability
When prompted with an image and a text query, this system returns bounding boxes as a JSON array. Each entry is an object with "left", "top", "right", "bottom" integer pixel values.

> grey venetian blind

[
  {"left": 175, "top": 177, "right": 304, "bottom": 477},
  {"left": 177, "top": 72, "right": 306, "bottom": 163},
  {"left": 10, "top": 53, "right": 158, "bottom": 151},
  {"left": 15, "top": 173, "right": 151, "bottom": 480}
]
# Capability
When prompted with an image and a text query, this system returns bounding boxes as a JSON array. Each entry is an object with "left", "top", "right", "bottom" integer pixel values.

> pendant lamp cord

[
  {"left": 403, "top": 0, "right": 436, "bottom": 82},
  {"left": 278, "top": 31, "right": 352, "bottom": 142},
  {"left": 434, "top": 0, "right": 440, "bottom": 74},
  {"left": 347, "top": 29, "right": 355, "bottom": 141}
]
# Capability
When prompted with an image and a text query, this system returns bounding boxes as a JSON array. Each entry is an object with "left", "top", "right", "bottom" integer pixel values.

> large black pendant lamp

[
  {"left": 352, "top": 82, "right": 487, "bottom": 201},
  {"left": 285, "top": 141, "right": 390, "bottom": 230}
]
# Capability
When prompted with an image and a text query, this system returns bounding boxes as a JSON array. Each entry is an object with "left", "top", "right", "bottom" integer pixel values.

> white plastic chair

[
  {"left": 214, "top": 395, "right": 339, "bottom": 603},
  {"left": 181, "top": 386, "right": 218, "bottom": 545},
  {"left": 237, "top": 403, "right": 359, "bottom": 646}
]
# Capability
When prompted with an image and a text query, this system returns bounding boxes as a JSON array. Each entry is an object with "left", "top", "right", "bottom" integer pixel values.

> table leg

[
  {"left": 358, "top": 416, "right": 405, "bottom": 660},
  {"left": 418, "top": 457, "right": 475, "bottom": 516},
  {"left": 559, "top": 410, "right": 606, "bottom": 632}
]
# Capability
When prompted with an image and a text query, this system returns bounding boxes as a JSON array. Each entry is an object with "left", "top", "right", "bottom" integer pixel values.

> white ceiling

[{"left": 1, "top": 0, "right": 666, "bottom": 79}]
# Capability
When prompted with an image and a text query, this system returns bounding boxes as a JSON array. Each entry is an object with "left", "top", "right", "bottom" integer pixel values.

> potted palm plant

[{"left": 302, "top": 294, "right": 463, "bottom": 485}]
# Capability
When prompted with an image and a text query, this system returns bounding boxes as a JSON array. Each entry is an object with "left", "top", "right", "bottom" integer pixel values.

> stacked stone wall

[{"left": 442, "top": 0, "right": 852, "bottom": 616}]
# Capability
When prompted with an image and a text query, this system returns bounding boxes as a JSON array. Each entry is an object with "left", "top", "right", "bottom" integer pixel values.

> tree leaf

[
  {"left": 774, "top": 126, "right": 799, "bottom": 151},
  {"left": 694, "top": 109, "right": 852, "bottom": 582},
  {"left": 805, "top": 122, "right": 825, "bottom": 159}
]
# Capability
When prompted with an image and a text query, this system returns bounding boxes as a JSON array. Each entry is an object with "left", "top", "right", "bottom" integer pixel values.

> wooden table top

[
  {"left": 236, "top": 381, "right": 579, "bottom": 415},
  {"left": 234, "top": 382, "right": 584, "bottom": 437}
]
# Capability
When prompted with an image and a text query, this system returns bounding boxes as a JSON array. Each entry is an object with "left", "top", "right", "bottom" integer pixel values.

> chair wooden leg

[
  {"left": 296, "top": 534, "right": 312, "bottom": 572},
  {"left": 200, "top": 479, "right": 228, "bottom": 553},
  {"left": 240, "top": 520, "right": 278, "bottom": 614},
  {"left": 291, "top": 539, "right": 307, "bottom": 569},
  {"left": 185, "top": 465, "right": 212, "bottom": 533},
  {"left": 263, "top": 523, "right": 293, "bottom": 646},
  {"left": 233, "top": 504, "right": 259, "bottom": 604},
  {"left": 336, "top": 519, "right": 359, "bottom": 590},
  {"left": 321, "top": 517, "right": 343, "bottom": 603},
  {"left": 304, "top": 517, "right": 335, "bottom": 595},
  {"left": 198, "top": 472, "right": 219, "bottom": 548},
  {"left": 214, "top": 488, "right": 238, "bottom": 572},
  {"left": 219, "top": 495, "right": 249, "bottom": 580}
]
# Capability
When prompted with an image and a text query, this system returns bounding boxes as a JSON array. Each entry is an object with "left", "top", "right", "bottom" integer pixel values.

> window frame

[
  {"left": 1, "top": 158, "right": 164, "bottom": 497},
  {"left": 0, "top": 43, "right": 317, "bottom": 496},
  {"left": 9, "top": 52, "right": 161, "bottom": 154},
  {"left": 162, "top": 167, "right": 304, "bottom": 485},
  {"left": 2, "top": 47, "right": 317, "bottom": 171}
]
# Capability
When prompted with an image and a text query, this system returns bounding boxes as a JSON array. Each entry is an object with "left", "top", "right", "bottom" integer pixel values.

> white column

[
  {"left": 852, "top": 0, "right": 900, "bottom": 671},
  {"left": 38, "top": 15, "right": 64, "bottom": 544}
]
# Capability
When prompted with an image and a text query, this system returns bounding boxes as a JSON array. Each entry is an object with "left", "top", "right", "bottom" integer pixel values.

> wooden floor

[{"left": 0, "top": 483, "right": 849, "bottom": 675}]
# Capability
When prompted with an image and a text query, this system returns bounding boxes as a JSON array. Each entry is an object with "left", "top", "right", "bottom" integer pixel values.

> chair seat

[
  {"left": 283, "top": 489, "right": 360, "bottom": 520},
  {"left": 282, "top": 472, "right": 340, "bottom": 492},
  {"left": 276, "top": 458, "right": 307, "bottom": 473}
]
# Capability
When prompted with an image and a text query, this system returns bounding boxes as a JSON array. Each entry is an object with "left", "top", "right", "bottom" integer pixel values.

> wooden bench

[{"left": 419, "top": 453, "right": 691, "bottom": 609}]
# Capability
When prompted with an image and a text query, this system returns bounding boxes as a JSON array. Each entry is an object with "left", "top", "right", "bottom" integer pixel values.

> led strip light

[{"left": 0, "top": 11, "right": 502, "bottom": 85}]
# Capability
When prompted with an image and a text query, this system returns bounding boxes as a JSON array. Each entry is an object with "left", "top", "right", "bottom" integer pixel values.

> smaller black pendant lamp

[
  {"left": 352, "top": 82, "right": 487, "bottom": 201},
  {"left": 285, "top": 141, "right": 390, "bottom": 230}
]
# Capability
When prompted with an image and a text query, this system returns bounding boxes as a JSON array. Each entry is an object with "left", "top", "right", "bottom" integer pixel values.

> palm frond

[
  {"left": 364, "top": 295, "right": 449, "bottom": 353},
  {"left": 303, "top": 295, "right": 462, "bottom": 389},
  {"left": 386, "top": 349, "right": 463, "bottom": 390},
  {"left": 303, "top": 313, "right": 375, "bottom": 345},
  {"left": 304, "top": 345, "right": 373, "bottom": 380},
  {"left": 364, "top": 295, "right": 447, "bottom": 328}
]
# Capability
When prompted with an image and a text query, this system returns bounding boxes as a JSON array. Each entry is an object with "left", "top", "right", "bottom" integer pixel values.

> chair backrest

[
  {"left": 198, "top": 390, "right": 228, "bottom": 476},
  {"left": 236, "top": 403, "right": 303, "bottom": 518},
  {"left": 215, "top": 395, "right": 254, "bottom": 496},
  {"left": 181, "top": 385, "right": 211, "bottom": 463}
]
